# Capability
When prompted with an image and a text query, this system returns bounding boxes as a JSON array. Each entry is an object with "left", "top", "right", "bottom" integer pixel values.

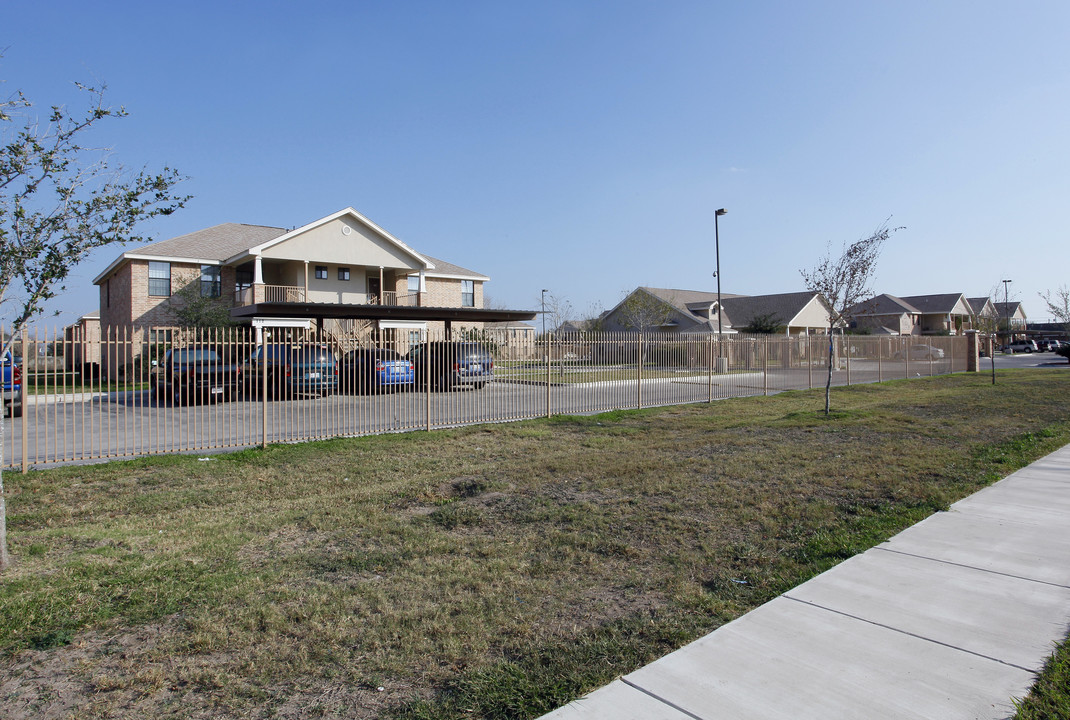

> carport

[{"left": 230, "top": 301, "right": 535, "bottom": 342}]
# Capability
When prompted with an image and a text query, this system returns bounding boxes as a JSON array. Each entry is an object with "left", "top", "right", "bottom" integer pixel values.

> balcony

[{"left": 234, "top": 285, "right": 422, "bottom": 308}]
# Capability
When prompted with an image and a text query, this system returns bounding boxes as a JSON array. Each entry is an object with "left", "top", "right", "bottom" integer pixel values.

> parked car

[
  {"left": 151, "top": 345, "right": 242, "bottom": 405},
  {"left": 1035, "top": 339, "right": 1053, "bottom": 352},
  {"left": 2, "top": 352, "right": 22, "bottom": 418},
  {"left": 408, "top": 342, "right": 494, "bottom": 390},
  {"left": 244, "top": 344, "right": 338, "bottom": 399},
  {"left": 340, "top": 347, "right": 414, "bottom": 394},
  {"left": 895, "top": 344, "right": 944, "bottom": 361},
  {"left": 1007, "top": 340, "right": 1038, "bottom": 353}
]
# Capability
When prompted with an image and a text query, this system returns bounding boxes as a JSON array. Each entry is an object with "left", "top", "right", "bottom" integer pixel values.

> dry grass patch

[{"left": 1, "top": 370, "right": 1068, "bottom": 719}]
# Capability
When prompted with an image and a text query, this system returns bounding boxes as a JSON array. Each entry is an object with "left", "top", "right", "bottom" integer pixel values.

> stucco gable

[{"left": 235, "top": 208, "right": 431, "bottom": 271}]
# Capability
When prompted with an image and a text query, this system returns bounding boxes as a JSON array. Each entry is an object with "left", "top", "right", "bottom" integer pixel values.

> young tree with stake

[{"left": 800, "top": 222, "right": 900, "bottom": 415}]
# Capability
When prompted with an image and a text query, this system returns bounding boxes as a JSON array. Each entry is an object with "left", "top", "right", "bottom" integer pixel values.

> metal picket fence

[{"left": 1, "top": 326, "right": 969, "bottom": 471}]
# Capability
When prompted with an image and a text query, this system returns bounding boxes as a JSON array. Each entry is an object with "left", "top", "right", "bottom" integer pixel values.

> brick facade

[{"left": 100, "top": 260, "right": 237, "bottom": 331}]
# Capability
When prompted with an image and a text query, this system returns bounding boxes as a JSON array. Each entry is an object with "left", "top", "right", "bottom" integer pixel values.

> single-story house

[
  {"left": 848, "top": 293, "right": 974, "bottom": 336},
  {"left": 600, "top": 287, "right": 836, "bottom": 335}
]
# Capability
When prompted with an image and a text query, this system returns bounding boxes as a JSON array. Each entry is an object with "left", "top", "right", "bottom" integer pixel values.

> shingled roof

[
  {"left": 719, "top": 291, "right": 827, "bottom": 329},
  {"left": 420, "top": 255, "right": 489, "bottom": 281},
  {"left": 610, "top": 287, "right": 830, "bottom": 332},
  {"left": 897, "top": 293, "right": 970, "bottom": 314},
  {"left": 136, "top": 223, "right": 288, "bottom": 261}
]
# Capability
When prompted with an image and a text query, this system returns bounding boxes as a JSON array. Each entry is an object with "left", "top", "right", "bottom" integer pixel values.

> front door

[{"left": 367, "top": 276, "right": 381, "bottom": 304}]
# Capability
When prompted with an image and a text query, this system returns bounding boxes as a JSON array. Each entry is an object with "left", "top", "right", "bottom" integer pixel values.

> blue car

[
  {"left": 2, "top": 351, "right": 22, "bottom": 418},
  {"left": 341, "top": 348, "right": 414, "bottom": 394}
]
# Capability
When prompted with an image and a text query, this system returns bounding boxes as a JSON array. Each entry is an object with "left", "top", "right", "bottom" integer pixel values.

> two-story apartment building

[{"left": 94, "top": 207, "right": 533, "bottom": 361}]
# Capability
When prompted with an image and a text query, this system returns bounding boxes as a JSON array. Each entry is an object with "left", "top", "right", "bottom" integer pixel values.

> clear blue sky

[{"left": 5, "top": 1, "right": 1069, "bottom": 326}]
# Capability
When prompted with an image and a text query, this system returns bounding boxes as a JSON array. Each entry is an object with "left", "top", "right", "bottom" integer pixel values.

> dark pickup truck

[
  {"left": 2, "top": 352, "right": 21, "bottom": 418},
  {"left": 151, "top": 346, "right": 242, "bottom": 405}
]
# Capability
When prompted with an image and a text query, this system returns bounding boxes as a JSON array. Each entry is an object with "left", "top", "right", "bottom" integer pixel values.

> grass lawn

[{"left": 1, "top": 369, "right": 1068, "bottom": 719}]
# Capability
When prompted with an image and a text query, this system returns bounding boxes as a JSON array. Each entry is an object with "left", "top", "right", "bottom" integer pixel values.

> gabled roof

[
  {"left": 93, "top": 223, "right": 287, "bottom": 283},
  {"left": 993, "top": 301, "right": 1027, "bottom": 319},
  {"left": 847, "top": 294, "right": 920, "bottom": 317},
  {"left": 92, "top": 208, "right": 492, "bottom": 285},
  {"left": 897, "top": 293, "right": 971, "bottom": 315},
  {"left": 609, "top": 287, "right": 830, "bottom": 332},
  {"left": 966, "top": 297, "right": 995, "bottom": 316},
  {"left": 719, "top": 292, "right": 830, "bottom": 329},
  {"left": 229, "top": 207, "right": 433, "bottom": 269},
  {"left": 420, "top": 255, "right": 489, "bottom": 282}
]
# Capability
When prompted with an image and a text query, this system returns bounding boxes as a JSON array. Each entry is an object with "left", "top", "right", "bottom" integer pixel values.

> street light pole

[
  {"left": 1002, "top": 279, "right": 1012, "bottom": 343},
  {"left": 715, "top": 208, "right": 727, "bottom": 336}
]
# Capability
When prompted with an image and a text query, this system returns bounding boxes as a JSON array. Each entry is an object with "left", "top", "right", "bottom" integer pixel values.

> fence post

[
  {"left": 763, "top": 338, "right": 769, "bottom": 395},
  {"left": 807, "top": 335, "right": 813, "bottom": 389},
  {"left": 636, "top": 333, "right": 643, "bottom": 409},
  {"left": 261, "top": 340, "right": 268, "bottom": 448},
  {"left": 425, "top": 337, "right": 432, "bottom": 432},
  {"left": 545, "top": 332, "right": 551, "bottom": 418},
  {"left": 845, "top": 336, "right": 851, "bottom": 386},
  {"left": 20, "top": 328, "right": 28, "bottom": 474},
  {"left": 877, "top": 338, "right": 882, "bottom": 382},
  {"left": 707, "top": 335, "right": 713, "bottom": 403}
]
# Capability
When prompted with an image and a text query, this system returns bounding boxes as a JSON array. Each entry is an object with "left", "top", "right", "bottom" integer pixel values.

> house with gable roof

[
  {"left": 847, "top": 292, "right": 975, "bottom": 336},
  {"left": 94, "top": 207, "right": 532, "bottom": 344},
  {"left": 600, "top": 287, "right": 835, "bottom": 335},
  {"left": 993, "top": 300, "right": 1028, "bottom": 340}
]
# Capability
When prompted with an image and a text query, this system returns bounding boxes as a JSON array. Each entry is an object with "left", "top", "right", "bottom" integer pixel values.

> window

[
  {"left": 200, "top": 265, "right": 221, "bottom": 298},
  {"left": 148, "top": 261, "right": 171, "bottom": 296},
  {"left": 461, "top": 280, "right": 475, "bottom": 307},
  {"left": 338, "top": 267, "right": 350, "bottom": 281},
  {"left": 408, "top": 275, "right": 420, "bottom": 293},
  {"left": 315, "top": 265, "right": 328, "bottom": 280}
]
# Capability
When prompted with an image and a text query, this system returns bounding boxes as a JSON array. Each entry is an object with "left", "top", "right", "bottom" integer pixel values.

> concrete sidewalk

[{"left": 540, "top": 444, "right": 1070, "bottom": 720}]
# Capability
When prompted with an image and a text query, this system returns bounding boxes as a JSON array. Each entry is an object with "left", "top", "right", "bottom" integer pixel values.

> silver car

[{"left": 896, "top": 344, "right": 944, "bottom": 361}]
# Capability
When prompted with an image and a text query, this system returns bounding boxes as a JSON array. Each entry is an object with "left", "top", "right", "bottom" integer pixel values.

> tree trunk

[
  {"left": 824, "top": 332, "right": 834, "bottom": 415},
  {"left": 0, "top": 415, "right": 8, "bottom": 571}
]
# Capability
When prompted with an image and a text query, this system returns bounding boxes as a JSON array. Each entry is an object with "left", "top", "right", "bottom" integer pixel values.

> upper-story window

[
  {"left": 338, "top": 267, "right": 350, "bottom": 281},
  {"left": 148, "top": 261, "right": 171, "bottom": 297},
  {"left": 461, "top": 280, "right": 474, "bottom": 307},
  {"left": 408, "top": 275, "right": 420, "bottom": 293},
  {"left": 315, "top": 265, "right": 328, "bottom": 280},
  {"left": 200, "top": 265, "right": 221, "bottom": 298}
]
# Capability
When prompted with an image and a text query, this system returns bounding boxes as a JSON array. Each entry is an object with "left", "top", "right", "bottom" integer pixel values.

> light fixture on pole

[
  {"left": 715, "top": 208, "right": 727, "bottom": 336},
  {"left": 541, "top": 289, "right": 548, "bottom": 337}
]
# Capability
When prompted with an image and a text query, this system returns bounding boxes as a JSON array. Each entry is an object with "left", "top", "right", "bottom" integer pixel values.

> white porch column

[
  {"left": 304, "top": 261, "right": 309, "bottom": 302},
  {"left": 253, "top": 255, "right": 263, "bottom": 284}
]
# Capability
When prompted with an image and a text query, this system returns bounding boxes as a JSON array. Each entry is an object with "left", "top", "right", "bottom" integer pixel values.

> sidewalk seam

[
  {"left": 874, "top": 546, "right": 1070, "bottom": 590},
  {"left": 619, "top": 677, "right": 708, "bottom": 720},
  {"left": 782, "top": 596, "right": 1035, "bottom": 673}
]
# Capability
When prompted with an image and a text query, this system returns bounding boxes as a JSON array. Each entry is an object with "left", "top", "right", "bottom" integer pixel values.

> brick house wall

[
  {"left": 98, "top": 260, "right": 238, "bottom": 377},
  {"left": 100, "top": 260, "right": 237, "bottom": 329},
  {"left": 423, "top": 277, "right": 483, "bottom": 309}
]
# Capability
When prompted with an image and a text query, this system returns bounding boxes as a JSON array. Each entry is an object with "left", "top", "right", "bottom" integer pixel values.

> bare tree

[
  {"left": 1039, "top": 286, "right": 1070, "bottom": 333},
  {"left": 0, "top": 76, "right": 188, "bottom": 570},
  {"left": 617, "top": 289, "right": 674, "bottom": 334},
  {"left": 544, "top": 292, "right": 574, "bottom": 337},
  {"left": 800, "top": 222, "right": 900, "bottom": 414},
  {"left": 616, "top": 288, "right": 676, "bottom": 366}
]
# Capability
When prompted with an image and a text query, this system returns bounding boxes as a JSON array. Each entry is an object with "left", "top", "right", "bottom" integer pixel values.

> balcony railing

[{"left": 234, "top": 285, "right": 422, "bottom": 307}]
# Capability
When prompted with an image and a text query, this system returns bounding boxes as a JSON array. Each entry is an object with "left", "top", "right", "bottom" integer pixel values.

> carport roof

[{"left": 229, "top": 302, "right": 535, "bottom": 324}]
